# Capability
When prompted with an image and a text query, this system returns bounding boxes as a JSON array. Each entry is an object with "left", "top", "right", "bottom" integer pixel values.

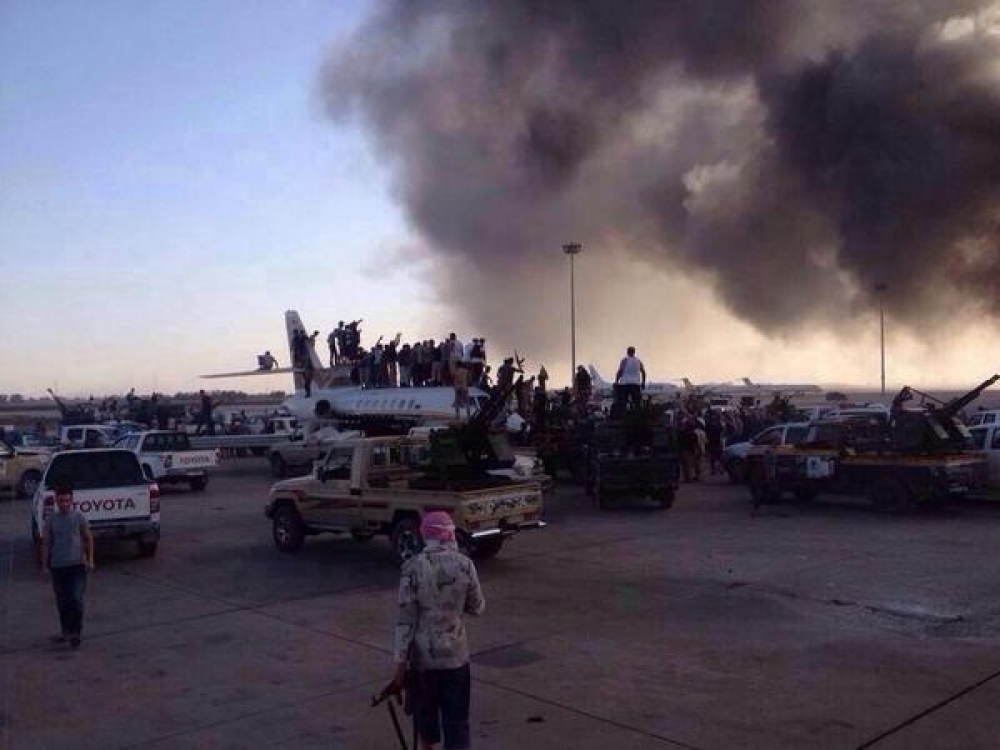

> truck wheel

[
  {"left": 390, "top": 517, "right": 423, "bottom": 564},
  {"left": 272, "top": 505, "right": 305, "bottom": 552},
  {"left": 726, "top": 459, "right": 746, "bottom": 484},
  {"left": 270, "top": 454, "right": 287, "bottom": 479},
  {"left": 793, "top": 485, "right": 818, "bottom": 503},
  {"left": 190, "top": 476, "right": 208, "bottom": 492},
  {"left": 137, "top": 540, "right": 158, "bottom": 558},
  {"left": 471, "top": 536, "right": 504, "bottom": 560},
  {"left": 748, "top": 466, "right": 777, "bottom": 508},
  {"left": 654, "top": 488, "right": 675, "bottom": 510},
  {"left": 597, "top": 489, "right": 614, "bottom": 510},
  {"left": 868, "top": 479, "right": 913, "bottom": 513},
  {"left": 17, "top": 470, "right": 42, "bottom": 498}
]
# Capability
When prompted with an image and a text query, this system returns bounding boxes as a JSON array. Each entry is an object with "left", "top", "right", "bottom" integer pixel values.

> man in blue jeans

[
  {"left": 40, "top": 483, "right": 94, "bottom": 648},
  {"left": 390, "top": 512, "right": 485, "bottom": 749}
]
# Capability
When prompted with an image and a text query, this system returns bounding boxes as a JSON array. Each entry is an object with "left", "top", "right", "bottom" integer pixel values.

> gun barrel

[{"left": 941, "top": 374, "right": 1000, "bottom": 418}]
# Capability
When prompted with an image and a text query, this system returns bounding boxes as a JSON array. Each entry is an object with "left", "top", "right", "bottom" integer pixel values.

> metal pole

[
  {"left": 563, "top": 243, "right": 582, "bottom": 387},
  {"left": 876, "top": 282, "right": 887, "bottom": 396}
]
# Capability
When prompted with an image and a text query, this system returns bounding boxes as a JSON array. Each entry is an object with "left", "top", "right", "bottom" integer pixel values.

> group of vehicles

[
  {"left": 10, "top": 305, "right": 1000, "bottom": 569},
  {"left": 727, "top": 376, "right": 1000, "bottom": 510}
]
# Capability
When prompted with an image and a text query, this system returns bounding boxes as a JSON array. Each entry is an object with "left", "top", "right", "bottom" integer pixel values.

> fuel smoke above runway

[{"left": 322, "top": 1, "right": 1000, "bottom": 378}]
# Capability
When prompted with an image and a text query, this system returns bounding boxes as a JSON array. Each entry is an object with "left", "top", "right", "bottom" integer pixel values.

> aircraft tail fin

[
  {"left": 682, "top": 377, "right": 694, "bottom": 390},
  {"left": 588, "top": 365, "right": 611, "bottom": 389},
  {"left": 285, "top": 310, "right": 330, "bottom": 393},
  {"left": 742, "top": 377, "right": 754, "bottom": 387}
]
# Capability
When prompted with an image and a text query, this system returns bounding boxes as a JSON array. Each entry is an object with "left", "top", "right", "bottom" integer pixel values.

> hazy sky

[{"left": 2, "top": 1, "right": 998, "bottom": 398}]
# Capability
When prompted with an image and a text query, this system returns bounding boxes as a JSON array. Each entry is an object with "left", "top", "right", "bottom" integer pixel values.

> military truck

[
  {"left": 265, "top": 377, "right": 545, "bottom": 561},
  {"left": 745, "top": 375, "right": 996, "bottom": 510},
  {"left": 264, "top": 435, "right": 544, "bottom": 562},
  {"left": 584, "top": 402, "right": 680, "bottom": 510}
]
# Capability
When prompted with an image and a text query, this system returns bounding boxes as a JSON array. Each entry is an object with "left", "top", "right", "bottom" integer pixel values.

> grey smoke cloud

[{"left": 324, "top": 1, "right": 1000, "bottom": 353}]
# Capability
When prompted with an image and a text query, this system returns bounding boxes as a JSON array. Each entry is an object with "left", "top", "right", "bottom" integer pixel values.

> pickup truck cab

[
  {"left": 967, "top": 409, "right": 1000, "bottom": 428},
  {"left": 0, "top": 439, "right": 50, "bottom": 497},
  {"left": 268, "top": 427, "right": 361, "bottom": 478},
  {"left": 113, "top": 431, "right": 218, "bottom": 491},
  {"left": 968, "top": 423, "right": 1000, "bottom": 487},
  {"left": 31, "top": 448, "right": 161, "bottom": 557},
  {"left": 59, "top": 424, "right": 118, "bottom": 449},
  {"left": 265, "top": 435, "right": 545, "bottom": 562},
  {"left": 724, "top": 422, "right": 811, "bottom": 483}
]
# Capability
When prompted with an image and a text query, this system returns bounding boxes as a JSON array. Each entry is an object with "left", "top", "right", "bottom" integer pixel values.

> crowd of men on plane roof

[{"left": 284, "top": 319, "right": 510, "bottom": 392}]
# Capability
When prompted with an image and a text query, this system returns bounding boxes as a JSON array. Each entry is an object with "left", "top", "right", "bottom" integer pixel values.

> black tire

[
  {"left": 189, "top": 476, "right": 208, "bottom": 492},
  {"left": 270, "top": 453, "right": 287, "bottom": 479},
  {"left": 748, "top": 466, "right": 777, "bottom": 508},
  {"left": 793, "top": 486, "right": 817, "bottom": 504},
  {"left": 654, "top": 488, "right": 675, "bottom": 510},
  {"left": 470, "top": 535, "right": 504, "bottom": 560},
  {"left": 137, "top": 540, "right": 158, "bottom": 558},
  {"left": 17, "top": 470, "right": 42, "bottom": 499},
  {"left": 868, "top": 478, "right": 913, "bottom": 513},
  {"left": 272, "top": 504, "right": 305, "bottom": 552},
  {"left": 726, "top": 458, "right": 746, "bottom": 484},
  {"left": 597, "top": 488, "right": 614, "bottom": 510},
  {"left": 390, "top": 516, "right": 423, "bottom": 564}
]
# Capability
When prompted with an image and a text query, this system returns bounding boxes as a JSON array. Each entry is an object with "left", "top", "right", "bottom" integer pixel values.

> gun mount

[
  {"left": 890, "top": 374, "right": 999, "bottom": 454},
  {"left": 419, "top": 376, "right": 522, "bottom": 485}
]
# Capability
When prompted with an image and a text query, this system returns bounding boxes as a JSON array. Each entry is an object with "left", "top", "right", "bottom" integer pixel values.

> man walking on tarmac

[
  {"left": 40, "top": 483, "right": 95, "bottom": 648},
  {"left": 615, "top": 346, "right": 646, "bottom": 409},
  {"left": 389, "top": 511, "right": 485, "bottom": 749}
]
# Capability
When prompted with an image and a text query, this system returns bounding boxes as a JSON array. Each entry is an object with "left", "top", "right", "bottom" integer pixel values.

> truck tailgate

[
  {"left": 459, "top": 483, "right": 543, "bottom": 525},
  {"left": 161, "top": 450, "right": 218, "bottom": 471},
  {"left": 71, "top": 484, "right": 151, "bottom": 522}
]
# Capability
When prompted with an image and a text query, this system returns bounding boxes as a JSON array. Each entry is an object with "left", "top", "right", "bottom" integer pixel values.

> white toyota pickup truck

[
  {"left": 113, "top": 431, "right": 218, "bottom": 491},
  {"left": 31, "top": 448, "right": 161, "bottom": 558}
]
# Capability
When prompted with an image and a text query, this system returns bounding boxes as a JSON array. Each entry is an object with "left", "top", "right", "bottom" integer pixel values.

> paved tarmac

[{"left": 3, "top": 462, "right": 1000, "bottom": 749}]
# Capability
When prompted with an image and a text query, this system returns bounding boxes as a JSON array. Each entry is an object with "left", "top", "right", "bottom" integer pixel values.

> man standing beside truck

[
  {"left": 40, "top": 483, "right": 94, "bottom": 648},
  {"left": 390, "top": 512, "right": 485, "bottom": 750}
]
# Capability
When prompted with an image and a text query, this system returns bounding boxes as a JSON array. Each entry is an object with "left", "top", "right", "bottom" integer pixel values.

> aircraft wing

[{"left": 201, "top": 367, "right": 294, "bottom": 379}]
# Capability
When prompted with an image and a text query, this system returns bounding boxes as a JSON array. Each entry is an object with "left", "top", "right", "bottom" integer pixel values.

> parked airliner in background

[{"left": 203, "top": 311, "right": 489, "bottom": 427}]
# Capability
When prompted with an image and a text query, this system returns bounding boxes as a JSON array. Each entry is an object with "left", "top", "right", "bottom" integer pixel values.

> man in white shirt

[{"left": 614, "top": 346, "right": 646, "bottom": 410}]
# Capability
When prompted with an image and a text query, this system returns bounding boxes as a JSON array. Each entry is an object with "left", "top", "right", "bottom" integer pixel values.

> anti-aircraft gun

[
  {"left": 889, "top": 374, "right": 1000, "bottom": 454},
  {"left": 413, "top": 377, "right": 522, "bottom": 490},
  {"left": 46, "top": 388, "right": 96, "bottom": 426}
]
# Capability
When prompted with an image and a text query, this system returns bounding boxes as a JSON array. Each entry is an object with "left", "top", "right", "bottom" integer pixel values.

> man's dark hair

[
  {"left": 53, "top": 481, "right": 73, "bottom": 496},
  {"left": 627, "top": 347, "right": 636, "bottom": 356}
]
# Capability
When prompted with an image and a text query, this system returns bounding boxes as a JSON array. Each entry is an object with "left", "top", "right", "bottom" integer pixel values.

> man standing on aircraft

[
  {"left": 327, "top": 324, "right": 341, "bottom": 367},
  {"left": 196, "top": 390, "right": 215, "bottom": 436},
  {"left": 615, "top": 346, "right": 646, "bottom": 410}
]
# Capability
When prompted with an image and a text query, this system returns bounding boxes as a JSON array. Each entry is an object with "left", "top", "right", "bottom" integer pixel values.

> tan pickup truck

[
  {"left": 264, "top": 435, "right": 545, "bottom": 562},
  {"left": 0, "top": 439, "right": 49, "bottom": 497}
]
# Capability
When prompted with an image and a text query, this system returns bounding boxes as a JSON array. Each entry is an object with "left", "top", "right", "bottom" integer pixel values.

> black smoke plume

[{"left": 324, "top": 1, "right": 1000, "bottom": 357}]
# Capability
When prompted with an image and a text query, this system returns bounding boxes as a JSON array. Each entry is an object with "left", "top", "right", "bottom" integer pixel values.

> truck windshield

[{"left": 45, "top": 451, "right": 145, "bottom": 490}]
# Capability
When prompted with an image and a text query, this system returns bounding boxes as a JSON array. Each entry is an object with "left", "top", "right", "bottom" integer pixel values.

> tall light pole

[
  {"left": 875, "top": 282, "right": 888, "bottom": 395},
  {"left": 563, "top": 242, "right": 582, "bottom": 387}
]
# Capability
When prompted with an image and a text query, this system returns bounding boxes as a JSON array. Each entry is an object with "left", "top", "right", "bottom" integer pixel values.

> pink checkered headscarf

[{"left": 421, "top": 511, "right": 456, "bottom": 543}]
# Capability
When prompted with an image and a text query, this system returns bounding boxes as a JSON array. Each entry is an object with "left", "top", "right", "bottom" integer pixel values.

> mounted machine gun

[{"left": 890, "top": 374, "right": 1000, "bottom": 454}]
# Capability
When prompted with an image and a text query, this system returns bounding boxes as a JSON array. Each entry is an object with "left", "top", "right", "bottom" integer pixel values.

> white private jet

[
  {"left": 739, "top": 378, "right": 823, "bottom": 397},
  {"left": 203, "top": 311, "right": 490, "bottom": 427}
]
